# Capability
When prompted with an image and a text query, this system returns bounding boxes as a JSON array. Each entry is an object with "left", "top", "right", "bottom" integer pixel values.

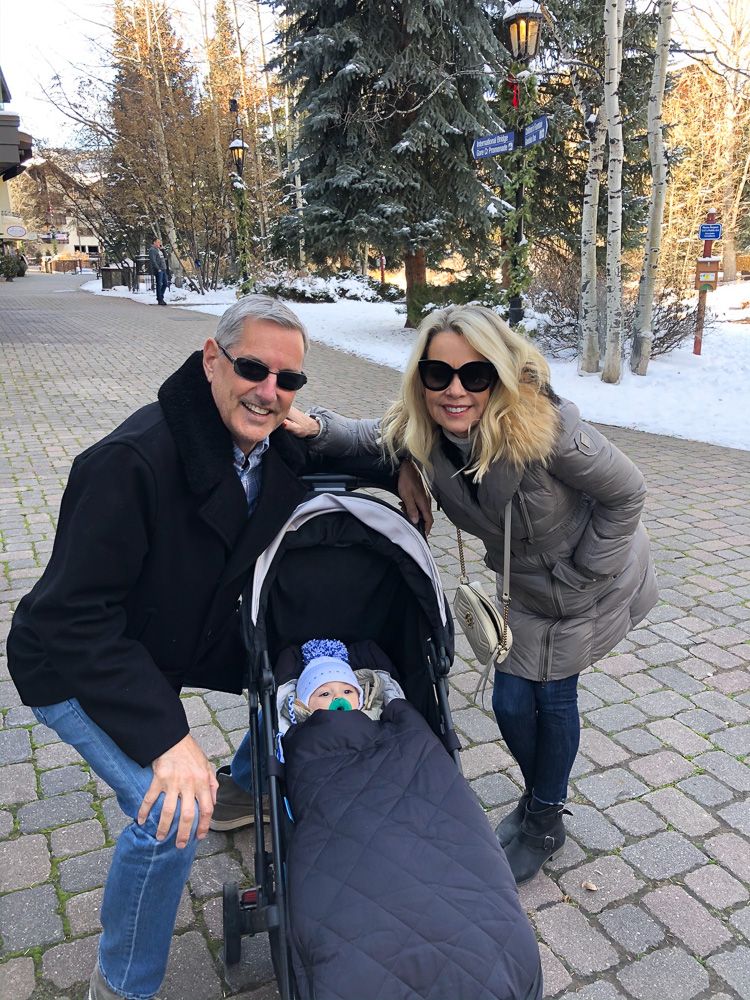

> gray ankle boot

[
  {"left": 495, "top": 790, "right": 532, "bottom": 848},
  {"left": 503, "top": 803, "right": 571, "bottom": 886}
]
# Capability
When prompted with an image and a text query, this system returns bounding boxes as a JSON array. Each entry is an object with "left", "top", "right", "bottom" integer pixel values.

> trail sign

[
  {"left": 698, "top": 223, "right": 722, "bottom": 241},
  {"left": 473, "top": 131, "right": 515, "bottom": 158},
  {"left": 523, "top": 116, "right": 548, "bottom": 147}
]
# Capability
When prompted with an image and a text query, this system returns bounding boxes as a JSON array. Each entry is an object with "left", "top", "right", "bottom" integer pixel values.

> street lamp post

[
  {"left": 503, "top": 0, "right": 543, "bottom": 62},
  {"left": 229, "top": 127, "right": 248, "bottom": 179},
  {"left": 228, "top": 121, "right": 252, "bottom": 294},
  {"left": 502, "top": 0, "right": 543, "bottom": 327}
]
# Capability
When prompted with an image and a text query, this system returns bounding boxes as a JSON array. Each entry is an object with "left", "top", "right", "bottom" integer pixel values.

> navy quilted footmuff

[{"left": 283, "top": 700, "right": 541, "bottom": 1000}]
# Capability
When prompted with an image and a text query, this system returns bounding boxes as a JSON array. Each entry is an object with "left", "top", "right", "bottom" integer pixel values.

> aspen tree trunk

[
  {"left": 284, "top": 84, "right": 306, "bottom": 271},
  {"left": 631, "top": 0, "right": 673, "bottom": 375},
  {"left": 728, "top": 148, "right": 750, "bottom": 273},
  {"left": 601, "top": 0, "right": 625, "bottom": 384},
  {"left": 721, "top": 95, "right": 741, "bottom": 282},
  {"left": 579, "top": 111, "right": 607, "bottom": 372},
  {"left": 542, "top": 14, "right": 608, "bottom": 374},
  {"left": 255, "top": 1, "right": 283, "bottom": 173},
  {"left": 198, "top": 0, "right": 231, "bottom": 287},
  {"left": 199, "top": 0, "right": 226, "bottom": 181},
  {"left": 143, "top": 0, "right": 183, "bottom": 286},
  {"left": 230, "top": 0, "right": 269, "bottom": 252}
]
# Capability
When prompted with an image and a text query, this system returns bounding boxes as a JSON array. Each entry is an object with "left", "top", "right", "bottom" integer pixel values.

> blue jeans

[
  {"left": 31, "top": 700, "right": 201, "bottom": 1000},
  {"left": 492, "top": 672, "right": 580, "bottom": 805},
  {"left": 230, "top": 722, "right": 264, "bottom": 793},
  {"left": 154, "top": 270, "right": 168, "bottom": 303}
]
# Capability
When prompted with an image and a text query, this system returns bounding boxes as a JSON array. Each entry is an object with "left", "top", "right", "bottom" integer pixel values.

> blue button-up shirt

[{"left": 233, "top": 438, "right": 269, "bottom": 516}]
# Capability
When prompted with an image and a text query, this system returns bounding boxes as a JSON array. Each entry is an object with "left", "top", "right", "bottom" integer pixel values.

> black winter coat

[
  {"left": 283, "top": 700, "right": 542, "bottom": 1000},
  {"left": 7, "top": 352, "right": 310, "bottom": 766}
]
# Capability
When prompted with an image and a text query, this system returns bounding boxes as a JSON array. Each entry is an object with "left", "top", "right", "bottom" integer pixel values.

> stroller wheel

[{"left": 223, "top": 881, "right": 242, "bottom": 965}]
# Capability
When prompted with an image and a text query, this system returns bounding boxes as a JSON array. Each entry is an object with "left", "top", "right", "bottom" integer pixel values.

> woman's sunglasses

[
  {"left": 220, "top": 345, "right": 307, "bottom": 391},
  {"left": 418, "top": 359, "right": 497, "bottom": 393}
]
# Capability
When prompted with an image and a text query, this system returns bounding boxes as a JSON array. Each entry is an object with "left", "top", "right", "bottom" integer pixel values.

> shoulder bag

[{"left": 452, "top": 499, "right": 513, "bottom": 701}]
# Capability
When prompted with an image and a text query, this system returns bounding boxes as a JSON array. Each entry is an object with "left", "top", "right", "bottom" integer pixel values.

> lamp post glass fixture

[
  {"left": 228, "top": 128, "right": 248, "bottom": 178},
  {"left": 502, "top": 0, "right": 543, "bottom": 327},
  {"left": 503, "top": 0, "right": 543, "bottom": 62}
]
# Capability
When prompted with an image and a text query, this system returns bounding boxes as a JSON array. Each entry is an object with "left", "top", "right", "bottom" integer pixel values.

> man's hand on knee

[{"left": 139, "top": 734, "right": 219, "bottom": 848}]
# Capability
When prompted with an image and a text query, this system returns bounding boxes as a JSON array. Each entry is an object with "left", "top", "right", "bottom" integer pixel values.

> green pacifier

[{"left": 329, "top": 698, "right": 352, "bottom": 711}]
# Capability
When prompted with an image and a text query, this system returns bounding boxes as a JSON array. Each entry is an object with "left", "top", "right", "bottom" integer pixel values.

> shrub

[
  {"left": 406, "top": 276, "right": 505, "bottom": 326},
  {"left": 526, "top": 255, "right": 581, "bottom": 354},
  {"left": 253, "top": 269, "right": 403, "bottom": 304},
  {"left": 1, "top": 256, "right": 20, "bottom": 279},
  {"left": 647, "top": 286, "right": 705, "bottom": 357}
]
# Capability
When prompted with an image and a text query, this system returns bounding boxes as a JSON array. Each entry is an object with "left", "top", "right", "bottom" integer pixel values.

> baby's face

[{"left": 308, "top": 681, "right": 360, "bottom": 712}]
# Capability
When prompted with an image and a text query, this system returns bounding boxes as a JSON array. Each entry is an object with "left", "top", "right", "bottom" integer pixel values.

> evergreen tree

[{"left": 274, "top": 0, "right": 511, "bottom": 316}]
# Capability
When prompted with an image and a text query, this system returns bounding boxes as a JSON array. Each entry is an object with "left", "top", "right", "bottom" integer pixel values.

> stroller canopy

[{"left": 249, "top": 493, "right": 447, "bottom": 628}]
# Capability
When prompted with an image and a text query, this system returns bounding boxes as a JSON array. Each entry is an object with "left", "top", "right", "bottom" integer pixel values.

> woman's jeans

[
  {"left": 492, "top": 672, "right": 580, "bottom": 805},
  {"left": 31, "top": 699, "right": 228, "bottom": 1000}
]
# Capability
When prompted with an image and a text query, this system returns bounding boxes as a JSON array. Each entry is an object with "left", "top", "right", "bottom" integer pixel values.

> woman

[{"left": 287, "top": 305, "right": 658, "bottom": 884}]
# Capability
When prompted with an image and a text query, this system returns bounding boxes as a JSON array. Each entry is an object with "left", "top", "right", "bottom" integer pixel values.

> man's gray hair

[{"left": 214, "top": 295, "right": 309, "bottom": 354}]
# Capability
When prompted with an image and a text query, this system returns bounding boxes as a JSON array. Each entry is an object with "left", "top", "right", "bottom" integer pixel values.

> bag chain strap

[
  {"left": 456, "top": 498, "right": 512, "bottom": 652},
  {"left": 457, "top": 525, "right": 469, "bottom": 584}
]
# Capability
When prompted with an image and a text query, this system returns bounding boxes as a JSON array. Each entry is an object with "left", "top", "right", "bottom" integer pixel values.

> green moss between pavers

[
  {"left": 89, "top": 799, "right": 115, "bottom": 848},
  {"left": 2, "top": 943, "right": 43, "bottom": 963}
]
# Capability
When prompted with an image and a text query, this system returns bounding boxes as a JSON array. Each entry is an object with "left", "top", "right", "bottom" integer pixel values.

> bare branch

[{"left": 672, "top": 45, "right": 750, "bottom": 81}]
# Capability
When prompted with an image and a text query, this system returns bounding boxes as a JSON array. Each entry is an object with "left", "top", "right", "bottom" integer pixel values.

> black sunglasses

[
  {"left": 418, "top": 359, "right": 497, "bottom": 393},
  {"left": 220, "top": 345, "right": 307, "bottom": 391}
]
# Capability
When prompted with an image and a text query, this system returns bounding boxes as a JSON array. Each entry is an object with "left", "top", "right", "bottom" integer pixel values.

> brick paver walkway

[{"left": 2, "top": 271, "right": 749, "bottom": 1000}]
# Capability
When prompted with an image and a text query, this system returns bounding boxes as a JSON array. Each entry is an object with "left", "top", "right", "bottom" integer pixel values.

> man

[
  {"left": 148, "top": 237, "right": 169, "bottom": 306},
  {"left": 7, "top": 296, "right": 315, "bottom": 1000}
]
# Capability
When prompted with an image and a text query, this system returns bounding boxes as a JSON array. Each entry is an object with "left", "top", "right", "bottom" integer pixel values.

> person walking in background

[
  {"left": 285, "top": 304, "right": 658, "bottom": 887},
  {"left": 148, "top": 237, "right": 169, "bottom": 306}
]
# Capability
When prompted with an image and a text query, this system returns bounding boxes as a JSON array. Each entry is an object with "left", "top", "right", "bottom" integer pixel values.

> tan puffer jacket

[
  {"left": 429, "top": 398, "right": 657, "bottom": 682},
  {"left": 309, "top": 398, "right": 658, "bottom": 683}
]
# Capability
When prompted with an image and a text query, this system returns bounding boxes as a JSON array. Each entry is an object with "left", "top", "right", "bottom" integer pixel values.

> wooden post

[{"left": 694, "top": 208, "right": 717, "bottom": 355}]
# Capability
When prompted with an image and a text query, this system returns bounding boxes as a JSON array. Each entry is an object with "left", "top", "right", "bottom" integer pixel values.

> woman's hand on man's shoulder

[{"left": 283, "top": 407, "right": 321, "bottom": 439}]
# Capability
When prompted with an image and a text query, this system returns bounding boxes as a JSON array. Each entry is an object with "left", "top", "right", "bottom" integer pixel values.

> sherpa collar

[{"left": 157, "top": 350, "right": 307, "bottom": 495}]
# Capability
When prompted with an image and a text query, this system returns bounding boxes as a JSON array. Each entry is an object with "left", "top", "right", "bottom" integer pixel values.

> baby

[
  {"left": 295, "top": 639, "right": 363, "bottom": 713},
  {"left": 277, "top": 639, "right": 405, "bottom": 739}
]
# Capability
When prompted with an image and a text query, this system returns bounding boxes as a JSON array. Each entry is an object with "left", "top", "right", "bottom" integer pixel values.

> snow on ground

[{"left": 81, "top": 278, "right": 750, "bottom": 451}]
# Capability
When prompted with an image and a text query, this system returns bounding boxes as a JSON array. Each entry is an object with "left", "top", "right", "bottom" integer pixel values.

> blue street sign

[
  {"left": 524, "top": 116, "right": 548, "bottom": 147},
  {"left": 699, "top": 223, "right": 722, "bottom": 241},
  {"left": 473, "top": 131, "right": 515, "bottom": 159}
]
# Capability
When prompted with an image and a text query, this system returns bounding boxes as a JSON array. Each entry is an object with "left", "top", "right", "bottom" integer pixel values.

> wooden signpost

[{"left": 694, "top": 208, "right": 722, "bottom": 356}]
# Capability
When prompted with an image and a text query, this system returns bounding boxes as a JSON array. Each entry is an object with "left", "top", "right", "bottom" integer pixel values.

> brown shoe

[
  {"left": 89, "top": 962, "right": 161, "bottom": 1000},
  {"left": 209, "top": 766, "right": 269, "bottom": 831}
]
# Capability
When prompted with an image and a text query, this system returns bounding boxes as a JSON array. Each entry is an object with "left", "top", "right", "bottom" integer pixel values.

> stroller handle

[{"left": 302, "top": 454, "right": 400, "bottom": 497}]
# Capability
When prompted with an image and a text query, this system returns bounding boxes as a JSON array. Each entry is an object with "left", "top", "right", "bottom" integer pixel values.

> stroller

[{"left": 222, "top": 471, "right": 542, "bottom": 1000}]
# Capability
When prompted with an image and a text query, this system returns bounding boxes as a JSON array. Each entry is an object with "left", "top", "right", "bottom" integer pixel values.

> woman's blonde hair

[{"left": 381, "top": 305, "right": 557, "bottom": 481}]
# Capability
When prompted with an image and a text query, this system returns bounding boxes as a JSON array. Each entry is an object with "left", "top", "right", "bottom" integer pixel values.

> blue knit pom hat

[{"left": 297, "top": 639, "right": 362, "bottom": 709}]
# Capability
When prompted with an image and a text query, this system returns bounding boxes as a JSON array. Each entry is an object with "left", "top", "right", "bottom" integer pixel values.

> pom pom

[{"left": 301, "top": 639, "right": 349, "bottom": 665}]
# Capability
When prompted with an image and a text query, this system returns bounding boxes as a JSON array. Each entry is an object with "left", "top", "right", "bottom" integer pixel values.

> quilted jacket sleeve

[
  {"left": 547, "top": 401, "right": 647, "bottom": 580},
  {"left": 306, "top": 407, "right": 382, "bottom": 457}
]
